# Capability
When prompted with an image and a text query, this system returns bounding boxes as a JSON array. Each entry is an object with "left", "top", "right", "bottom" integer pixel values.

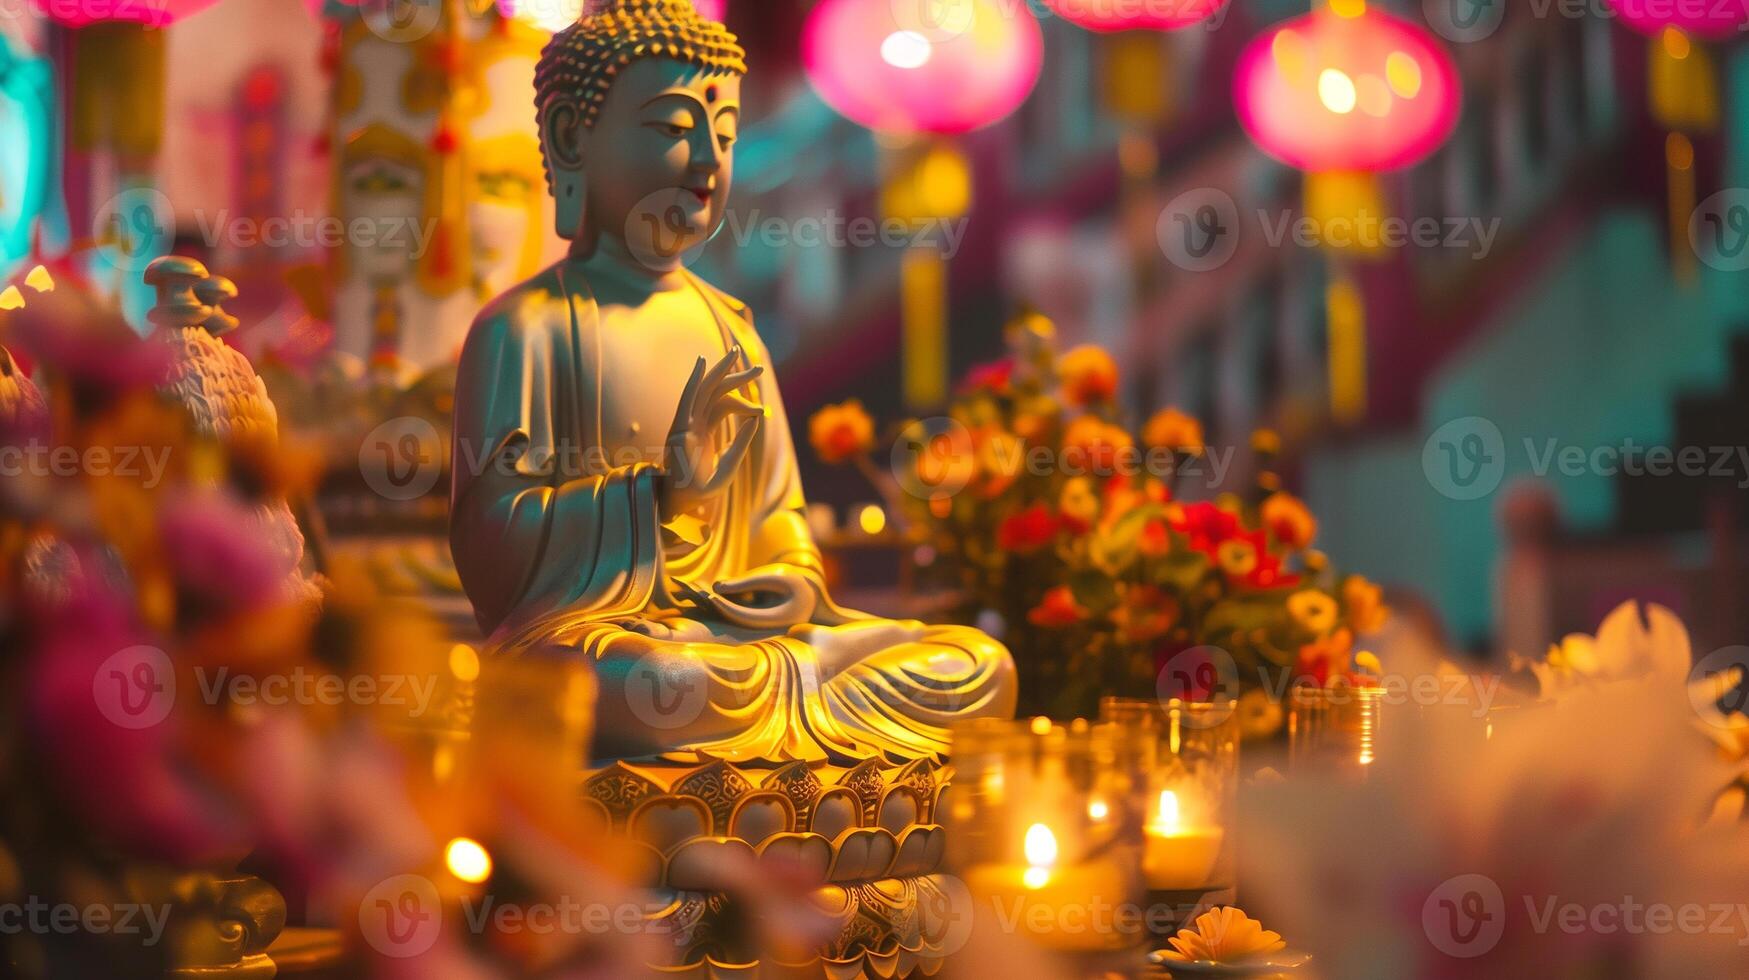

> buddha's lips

[{"left": 687, "top": 188, "right": 712, "bottom": 205}]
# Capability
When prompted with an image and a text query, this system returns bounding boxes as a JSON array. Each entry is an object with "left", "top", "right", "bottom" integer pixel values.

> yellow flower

[
  {"left": 1342, "top": 575, "right": 1389, "bottom": 634},
  {"left": 1287, "top": 589, "right": 1339, "bottom": 634},
  {"left": 1261, "top": 491, "right": 1318, "bottom": 549},
  {"left": 1143, "top": 407, "right": 1204, "bottom": 454},
  {"left": 1058, "top": 476, "right": 1099, "bottom": 529},
  {"left": 808, "top": 400, "right": 874, "bottom": 464},
  {"left": 974, "top": 428, "right": 1024, "bottom": 498},
  {"left": 1216, "top": 538, "right": 1258, "bottom": 577},
  {"left": 1251, "top": 428, "right": 1282, "bottom": 455},
  {"left": 1236, "top": 688, "right": 1284, "bottom": 740},
  {"left": 1057, "top": 344, "right": 1119, "bottom": 407},
  {"left": 1161, "top": 907, "right": 1286, "bottom": 964}
]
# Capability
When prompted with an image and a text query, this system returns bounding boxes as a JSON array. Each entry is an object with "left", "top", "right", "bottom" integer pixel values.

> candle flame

[
  {"left": 1156, "top": 789, "right": 1182, "bottom": 830},
  {"left": 1023, "top": 822, "right": 1058, "bottom": 867}
]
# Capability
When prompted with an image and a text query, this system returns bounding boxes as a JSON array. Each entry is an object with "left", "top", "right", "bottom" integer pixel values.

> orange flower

[
  {"left": 808, "top": 400, "right": 875, "bottom": 464},
  {"left": 1058, "top": 344, "right": 1119, "bottom": 407},
  {"left": 1143, "top": 407, "right": 1204, "bottom": 454},
  {"left": 1138, "top": 518, "right": 1172, "bottom": 557},
  {"left": 973, "top": 428, "right": 1024, "bottom": 499},
  {"left": 1287, "top": 589, "right": 1339, "bottom": 634},
  {"left": 1295, "top": 627, "right": 1354, "bottom": 687},
  {"left": 1062, "top": 416, "right": 1133, "bottom": 475},
  {"left": 1261, "top": 491, "right": 1318, "bottom": 549},
  {"left": 1342, "top": 575, "right": 1389, "bottom": 634},
  {"left": 1028, "top": 586, "right": 1089, "bottom": 627}
]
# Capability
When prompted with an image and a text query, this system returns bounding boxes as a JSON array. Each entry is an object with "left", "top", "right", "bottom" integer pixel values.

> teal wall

[{"left": 1308, "top": 210, "right": 1749, "bottom": 648}]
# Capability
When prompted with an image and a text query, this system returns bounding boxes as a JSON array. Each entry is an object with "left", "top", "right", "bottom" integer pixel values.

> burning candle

[
  {"left": 963, "top": 822, "right": 1135, "bottom": 952},
  {"left": 1141, "top": 789, "right": 1224, "bottom": 891}
]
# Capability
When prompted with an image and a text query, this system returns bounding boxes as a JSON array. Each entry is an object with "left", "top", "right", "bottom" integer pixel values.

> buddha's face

[{"left": 563, "top": 58, "right": 740, "bottom": 267}]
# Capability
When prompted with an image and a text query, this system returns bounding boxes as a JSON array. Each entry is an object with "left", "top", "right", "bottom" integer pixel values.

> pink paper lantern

[
  {"left": 1606, "top": 0, "right": 1749, "bottom": 40},
  {"left": 1044, "top": 0, "right": 1229, "bottom": 32},
  {"left": 1234, "top": 8, "right": 1461, "bottom": 172},
  {"left": 38, "top": 0, "right": 222, "bottom": 28},
  {"left": 803, "top": 0, "right": 1044, "bottom": 135}
]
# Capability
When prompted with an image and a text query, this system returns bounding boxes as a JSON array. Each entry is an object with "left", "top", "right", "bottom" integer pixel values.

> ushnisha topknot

[{"left": 534, "top": 0, "right": 747, "bottom": 182}]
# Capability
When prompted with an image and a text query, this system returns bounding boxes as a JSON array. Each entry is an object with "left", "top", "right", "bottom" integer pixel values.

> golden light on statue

[{"left": 445, "top": 837, "right": 493, "bottom": 884}]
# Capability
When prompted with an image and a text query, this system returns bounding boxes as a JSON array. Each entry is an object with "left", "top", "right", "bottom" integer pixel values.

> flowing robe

[{"left": 449, "top": 263, "right": 1015, "bottom": 763}]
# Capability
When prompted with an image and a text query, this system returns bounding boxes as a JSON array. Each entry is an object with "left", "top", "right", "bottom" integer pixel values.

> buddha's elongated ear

[{"left": 541, "top": 101, "right": 588, "bottom": 240}]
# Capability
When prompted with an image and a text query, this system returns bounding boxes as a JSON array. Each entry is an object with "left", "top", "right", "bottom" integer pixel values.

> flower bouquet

[{"left": 809, "top": 310, "right": 1387, "bottom": 728}]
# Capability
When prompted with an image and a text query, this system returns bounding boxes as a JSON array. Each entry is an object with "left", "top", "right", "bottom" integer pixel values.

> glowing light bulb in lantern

[
  {"left": 1606, "top": 0, "right": 1749, "bottom": 40},
  {"left": 1234, "top": 7, "right": 1460, "bottom": 173},
  {"left": 41, "top": 0, "right": 222, "bottom": 27},
  {"left": 804, "top": 0, "right": 1043, "bottom": 135},
  {"left": 1042, "top": 0, "right": 1229, "bottom": 32}
]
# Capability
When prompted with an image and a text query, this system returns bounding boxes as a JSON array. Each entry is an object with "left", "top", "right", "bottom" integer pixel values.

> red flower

[
  {"left": 1172, "top": 501, "right": 1240, "bottom": 557},
  {"left": 1295, "top": 628, "right": 1355, "bottom": 687},
  {"left": 1028, "top": 586, "right": 1089, "bottom": 628},
  {"left": 960, "top": 358, "right": 1014, "bottom": 395},
  {"left": 997, "top": 503, "right": 1058, "bottom": 553}
]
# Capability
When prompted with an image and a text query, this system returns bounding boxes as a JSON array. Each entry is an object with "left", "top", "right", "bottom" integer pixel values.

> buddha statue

[{"left": 448, "top": 0, "right": 1016, "bottom": 765}]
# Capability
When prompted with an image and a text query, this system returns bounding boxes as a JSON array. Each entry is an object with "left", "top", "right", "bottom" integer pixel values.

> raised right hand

[{"left": 659, "top": 346, "right": 763, "bottom": 516}]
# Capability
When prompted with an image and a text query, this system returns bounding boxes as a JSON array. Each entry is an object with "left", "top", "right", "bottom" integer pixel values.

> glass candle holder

[
  {"left": 945, "top": 718, "right": 1146, "bottom": 954},
  {"left": 1098, "top": 698, "right": 1238, "bottom": 896},
  {"left": 1288, "top": 683, "right": 1385, "bottom": 776}
]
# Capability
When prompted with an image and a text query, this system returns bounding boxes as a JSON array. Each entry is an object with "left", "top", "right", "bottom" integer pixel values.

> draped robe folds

[{"left": 449, "top": 264, "right": 1016, "bottom": 764}]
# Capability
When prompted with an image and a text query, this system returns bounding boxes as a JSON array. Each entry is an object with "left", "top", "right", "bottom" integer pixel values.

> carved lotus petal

[
  {"left": 876, "top": 787, "right": 919, "bottom": 835},
  {"left": 630, "top": 796, "right": 711, "bottom": 854},
  {"left": 809, "top": 788, "right": 860, "bottom": 841},
  {"left": 729, "top": 792, "right": 794, "bottom": 844},
  {"left": 890, "top": 825, "right": 944, "bottom": 878},
  {"left": 757, "top": 833, "right": 833, "bottom": 887},
  {"left": 829, "top": 828, "right": 897, "bottom": 882},
  {"left": 667, "top": 838, "right": 756, "bottom": 892}
]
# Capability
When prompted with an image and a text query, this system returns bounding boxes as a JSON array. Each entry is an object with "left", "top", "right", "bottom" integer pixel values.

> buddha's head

[{"left": 534, "top": 0, "right": 747, "bottom": 267}]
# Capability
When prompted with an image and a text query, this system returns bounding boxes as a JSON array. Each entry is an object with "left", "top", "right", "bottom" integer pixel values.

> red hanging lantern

[
  {"left": 803, "top": 0, "right": 1043, "bottom": 136},
  {"left": 1234, "top": 6, "right": 1460, "bottom": 173},
  {"left": 1043, "top": 0, "right": 1229, "bottom": 32},
  {"left": 1606, "top": 0, "right": 1749, "bottom": 40},
  {"left": 1233, "top": 5, "right": 1461, "bottom": 425}
]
